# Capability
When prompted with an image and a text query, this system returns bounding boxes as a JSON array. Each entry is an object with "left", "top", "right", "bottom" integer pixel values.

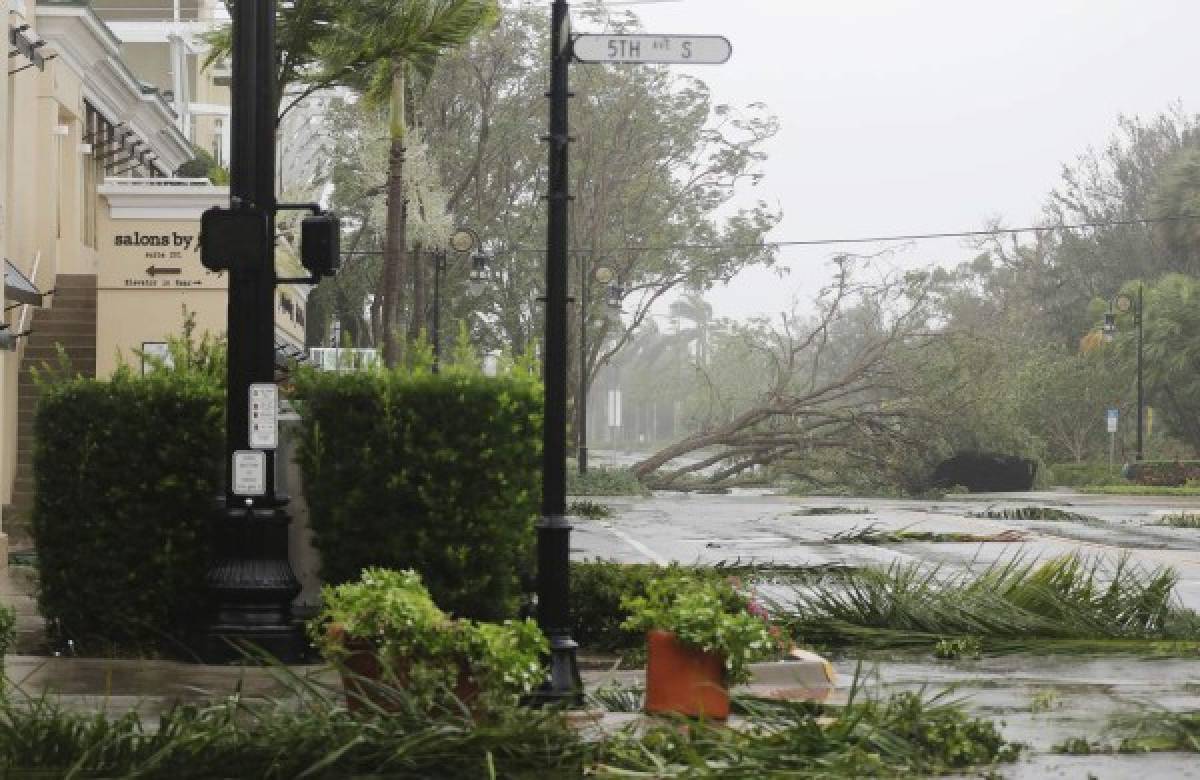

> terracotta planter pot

[
  {"left": 644, "top": 629, "right": 730, "bottom": 719},
  {"left": 328, "top": 625, "right": 480, "bottom": 714}
]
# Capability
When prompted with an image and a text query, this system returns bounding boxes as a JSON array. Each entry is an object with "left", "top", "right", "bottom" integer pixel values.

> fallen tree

[{"left": 631, "top": 256, "right": 939, "bottom": 488}]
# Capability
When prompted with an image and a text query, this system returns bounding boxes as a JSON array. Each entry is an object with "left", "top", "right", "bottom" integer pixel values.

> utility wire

[{"left": 341, "top": 213, "right": 1200, "bottom": 256}]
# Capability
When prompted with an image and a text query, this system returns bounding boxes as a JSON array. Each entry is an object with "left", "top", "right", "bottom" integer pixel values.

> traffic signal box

[
  {"left": 200, "top": 207, "right": 272, "bottom": 272},
  {"left": 301, "top": 213, "right": 340, "bottom": 278}
]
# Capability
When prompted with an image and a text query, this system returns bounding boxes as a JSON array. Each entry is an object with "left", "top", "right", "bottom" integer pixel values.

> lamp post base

[
  {"left": 526, "top": 634, "right": 583, "bottom": 707},
  {"left": 201, "top": 502, "right": 303, "bottom": 663}
]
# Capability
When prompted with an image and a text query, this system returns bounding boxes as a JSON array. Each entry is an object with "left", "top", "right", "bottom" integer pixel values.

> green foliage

[
  {"left": 31, "top": 359, "right": 223, "bottom": 653},
  {"left": 969, "top": 506, "right": 1100, "bottom": 525},
  {"left": 0, "top": 665, "right": 1020, "bottom": 779},
  {"left": 1124, "top": 459, "right": 1200, "bottom": 486},
  {"left": 0, "top": 674, "right": 586, "bottom": 778},
  {"left": 567, "top": 466, "right": 649, "bottom": 496},
  {"left": 784, "top": 553, "right": 1200, "bottom": 651},
  {"left": 567, "top": 500, "right": 612, "bottom": 520},
  {"left": 1083, "top": 484, "right": 1200, "bottom": 496},
  {"left": 1154, "top": 512, "right": 1200, "bottom": 528},
  {"left": 292, "top": 362, "right": 541, "bottom": 620},
  {"left": 310, "top": 568, "right": 546, "bottom": 706},
  {"left": 621, "top": 571, "right": 783, "bottom": 684},
  {"left": 1046, "top": 462, "right": 1119, "bottom": 487},
  {"left": 933, "top": 636, "right": 982, "bottom": 660},
  {"left": 570, "top": 561, "right": 691, "bottom": 652},
  {"left": 1057, "top": 709, "right": 1200, "bottom": 755},
  {"left": 597, "top": 689, "right": 1021, "bottom": 776}
]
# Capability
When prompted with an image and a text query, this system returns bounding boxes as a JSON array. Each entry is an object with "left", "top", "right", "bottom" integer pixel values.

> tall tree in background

[
  {"left": 316, "top": 0, "right": 497, "bottom": 365},
  {"left": 420, "top": 5, "right": 778, "bottom": 422}
]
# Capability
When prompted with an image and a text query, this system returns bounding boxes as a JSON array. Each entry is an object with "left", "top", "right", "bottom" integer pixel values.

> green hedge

[
  {"left": 293, "top": 365, "right": 542, "bottom": 621},
  {"left": 1124, "top": 461, "right": 1200, "bottom": 487},
  {"left": 1046, "top": 462, "right": 1118, "bottom": 487},
  {"left": 32, "top": 369, "right": 222, "bottom": 653}
]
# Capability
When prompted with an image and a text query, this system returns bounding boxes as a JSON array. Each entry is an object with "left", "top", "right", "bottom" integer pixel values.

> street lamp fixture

[
  {"left": 432, "top": 230, "right": 488, "bottom": 373},
  {"left": 467, "top": 252, "right": 490, "bottom": 296},
  {"left": 1102, "top": 311, "right": 1116, "bottom": 342},
  {"left": 606, "top": 280, "right": 625, "bottom": 310}
]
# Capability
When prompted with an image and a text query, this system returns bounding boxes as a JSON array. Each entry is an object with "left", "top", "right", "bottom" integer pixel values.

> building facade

[{"left": 0, "top": 1, "right": 307, "bottom": 558}]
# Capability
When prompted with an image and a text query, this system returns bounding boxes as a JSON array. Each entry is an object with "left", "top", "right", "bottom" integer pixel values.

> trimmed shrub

[
  {"left": 1047, "top": 461, "right": 1118, "bottom": 487},
  {"left": 32, "top": 366, "right": 222, "bottom": 653},
  {"left": 293, "top": 364, "right": 542, "bottom": 621},
  {"left": 567, "top": 466, "right": 648, "bottom": 496}
]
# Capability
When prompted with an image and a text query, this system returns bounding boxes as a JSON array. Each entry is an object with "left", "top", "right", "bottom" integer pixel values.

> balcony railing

[{"left": 308, "top": 348, "right": 381, "bottom": 372}]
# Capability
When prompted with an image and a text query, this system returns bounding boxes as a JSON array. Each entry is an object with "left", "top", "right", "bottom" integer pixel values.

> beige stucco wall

[
  {"left": 95, "top": 194, "right": 309, "bottom": 377},
  {"left": 1, "top": 10, "right": 92, "bottom": 512},
  {"left": 95, "top": 208, "right": 226, "bottom": 376}
]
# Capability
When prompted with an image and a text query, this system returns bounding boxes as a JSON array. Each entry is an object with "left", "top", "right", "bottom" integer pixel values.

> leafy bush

[
  {"left": 31, "top": 359, "right": 223, "bottom": 653},
  {"left": 621, "top": 571, "right": 783, "bottom": 683},
  {"left": 293, "top": 363, "right": 541, "bottom": 621},
  {"left": 571, "top": 561, "right": 737, "bottom": 652},
  {"left": 784, "top": 553, "right": 1200, "bottom": 651},
  {"left": 1124, "top": 460, "right": 1200, "bottom": 486},
  {"left": 309, "top": 568, "right": 546, "bottom": 708},
  {"left": 567, "top": 466, "right": 648, "bottom": 496},
  {"left": 597, "top": 688, "right": 1020, "bottom": 775},
  {"left": 0, "top": 676, "right": 586, "bottom": 778}
]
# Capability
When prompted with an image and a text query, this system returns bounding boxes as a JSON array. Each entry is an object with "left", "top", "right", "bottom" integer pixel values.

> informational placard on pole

[
  {"left": 1106, "top": 408, "right": 1119, "bottom": 433},
  {"left": 249, "top": 383, "right": 278, "bottom": 449},
  {"left": 572, "top": 34, "right": 732, "bottom": 65},
  {"left": 232, "top": 450, "right": 266, "bottom": 496}
]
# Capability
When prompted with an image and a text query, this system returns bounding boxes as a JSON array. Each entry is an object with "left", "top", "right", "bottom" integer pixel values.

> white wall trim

[{"left": 99, "top": 181, "right": 229, "bottom": 220}]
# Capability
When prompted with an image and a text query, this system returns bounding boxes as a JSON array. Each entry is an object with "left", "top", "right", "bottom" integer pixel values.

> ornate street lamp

[{"left": 432, "top": 228, "right": 489, "bottom": 373}]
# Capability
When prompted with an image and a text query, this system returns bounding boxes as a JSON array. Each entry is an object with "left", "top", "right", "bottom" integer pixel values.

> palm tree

[
  {"left": 319, "top": 0, "right": 498, "bottom": 365},
  {"left": 668, "top": 292, "right": 716, "bottom": 367}
]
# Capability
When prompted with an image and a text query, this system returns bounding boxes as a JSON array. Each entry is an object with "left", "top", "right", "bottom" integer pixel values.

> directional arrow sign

[
  {"left": 572, "top": 34, "right": 731, "bottom": 65},
  {"left": 145, "top": 265, "right": 181, "bottom": 276}
]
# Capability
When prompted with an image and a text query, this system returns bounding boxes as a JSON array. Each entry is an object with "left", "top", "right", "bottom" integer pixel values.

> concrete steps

[{"left": 3, "top": 275, "right": 97, "bottom": 550}]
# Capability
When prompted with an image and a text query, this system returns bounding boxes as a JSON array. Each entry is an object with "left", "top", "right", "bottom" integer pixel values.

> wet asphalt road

[{"left": 572, "top": 487, "right": 1200, "bottom": 777}]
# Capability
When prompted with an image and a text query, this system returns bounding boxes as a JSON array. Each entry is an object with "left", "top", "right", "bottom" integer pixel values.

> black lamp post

[
  {"left": 1103, "top": 284, "right": 1145, "bottom": 462},
  {"left": 432, "top": 228, "right": 488, "bottom": 374},
  {"left": 531, "top": 0, "right": 582, "bottom": 705},
  {"left": 199, "top": 0, "right": 302, "bottom": 661}
]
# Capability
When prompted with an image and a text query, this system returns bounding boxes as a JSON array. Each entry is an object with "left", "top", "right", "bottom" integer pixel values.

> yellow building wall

[{"left": 95, "top": 210, "right": 227, "bottom": 377}]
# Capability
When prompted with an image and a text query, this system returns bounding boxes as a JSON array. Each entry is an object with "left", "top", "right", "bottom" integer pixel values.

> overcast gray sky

[{"left": 573, "top": 0, "right": 1200, "bottom": 321}]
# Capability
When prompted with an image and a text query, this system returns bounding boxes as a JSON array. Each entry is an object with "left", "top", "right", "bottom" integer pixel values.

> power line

[{"left": 339, "top": 213, "right": 1200, "bottom": 257}]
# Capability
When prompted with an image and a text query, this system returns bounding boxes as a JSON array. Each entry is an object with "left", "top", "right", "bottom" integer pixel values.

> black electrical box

[
  {"left": 200, "top": 207, "right": 271, "bottom": 272},
  {"left": 301, "top": 213, "right": 341, "bottom": 278}
]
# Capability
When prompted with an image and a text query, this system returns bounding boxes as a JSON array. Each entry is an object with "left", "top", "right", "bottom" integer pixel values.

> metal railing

[
  {"left": 102, "top": 177, "right": 218, "bottom": 187},
  {"left": 307, "top": 347, "right": 381, "bottom": 372}
]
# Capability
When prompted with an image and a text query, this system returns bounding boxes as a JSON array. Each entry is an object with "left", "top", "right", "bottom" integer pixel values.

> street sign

[
  {"left": 249, "top": 383, "right": 278, "bottom": 449},
  {"left": 1106, "top": 408, "right": 1119, "bottom": 433},
  {"left": 572, "top": 34, "right": 732, "bottom": 65},
  {"left": 232, "top": 450, "right": 266, "bottom": 496}
]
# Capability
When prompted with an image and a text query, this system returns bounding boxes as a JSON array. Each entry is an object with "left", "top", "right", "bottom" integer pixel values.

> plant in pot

[
  {"left": 621, "top": 572, "right": 784, "bottom": 719},
  {"left": 309, "top": 567, "right": 547, "bottom": 713}
]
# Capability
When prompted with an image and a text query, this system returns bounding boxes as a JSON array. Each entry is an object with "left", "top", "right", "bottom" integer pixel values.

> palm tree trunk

[{"left": 380, "top": 63, "right": 409, "bottom": 367}]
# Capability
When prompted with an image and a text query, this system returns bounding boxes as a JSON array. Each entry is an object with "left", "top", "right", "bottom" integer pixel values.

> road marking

[{"left": 600, "top": 522, "right": 669, "bottom": 565}]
